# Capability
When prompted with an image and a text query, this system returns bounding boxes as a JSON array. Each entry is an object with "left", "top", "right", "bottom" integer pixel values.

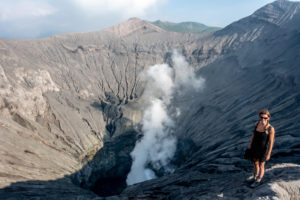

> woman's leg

[
  {"left": 250, "top": 160, "right": 264, "bottom": 187},
  {"left": 253, "top": 159, "right": 260, "bottom": 176},
  {"left": 259, "top": 161, "right": 266, "bottom": 179}
]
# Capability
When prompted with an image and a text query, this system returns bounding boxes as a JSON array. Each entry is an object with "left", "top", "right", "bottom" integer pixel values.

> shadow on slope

[
  {"left": 0, "top": 116, "right": 199, "bottom": 200},
  {"left": 0, "top": 129, "right": 139, "bottom": 200}
]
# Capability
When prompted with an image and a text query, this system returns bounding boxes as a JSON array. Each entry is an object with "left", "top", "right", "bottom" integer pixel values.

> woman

[{"left": 247, "top": 109, "right": 275, "bottom": 187}]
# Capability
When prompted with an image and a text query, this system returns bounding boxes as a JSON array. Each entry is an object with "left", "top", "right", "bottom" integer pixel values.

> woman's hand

[{"left": 266, "top": 154, "right": 271, "bottom": 161}]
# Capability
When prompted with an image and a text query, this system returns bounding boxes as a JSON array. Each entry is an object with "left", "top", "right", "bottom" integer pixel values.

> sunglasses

[{"left": 260, "top": 116, "right": 269, "bottom": 120}]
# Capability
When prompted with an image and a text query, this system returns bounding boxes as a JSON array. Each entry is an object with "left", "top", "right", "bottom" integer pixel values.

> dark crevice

[
  {"left": 66, "top": 123, "right": 198, "bottom": 198},
  {"left": 70, "top": 130, "right": 138, "bottom": 197}
]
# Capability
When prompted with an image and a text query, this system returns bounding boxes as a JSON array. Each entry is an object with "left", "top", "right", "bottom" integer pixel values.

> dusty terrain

[{"left": 0, "top": 1, "right": 300, "bottom": 199}]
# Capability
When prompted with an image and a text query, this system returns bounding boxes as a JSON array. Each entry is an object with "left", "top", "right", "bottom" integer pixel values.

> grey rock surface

[{"left": 0, "top": 0, "right": 300, "bottom": 199}]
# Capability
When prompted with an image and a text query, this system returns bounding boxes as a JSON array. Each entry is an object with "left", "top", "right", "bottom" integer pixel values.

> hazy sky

[{"left": 0, "top": 0, "right": 298, "bottom": 39}]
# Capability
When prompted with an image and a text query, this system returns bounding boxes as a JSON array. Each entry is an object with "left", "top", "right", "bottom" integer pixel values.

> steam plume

[{"left": 126, "top": 50, "right": 204, "bottom": 185}]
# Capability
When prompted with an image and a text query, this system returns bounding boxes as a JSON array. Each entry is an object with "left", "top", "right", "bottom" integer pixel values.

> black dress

[{"left": 251, "top": 128, "right": 271, "bottom": 162}]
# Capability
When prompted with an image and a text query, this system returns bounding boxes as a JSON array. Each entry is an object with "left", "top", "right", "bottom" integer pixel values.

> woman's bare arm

[
  {"left": 267, "top": 127, "right": 275, "bottom": 157},
  {"left": 249, "top": 123, "right": 258, "bottom": 148},
  {"left": 249, "top": 134, "right": 254, "bottom": 148}
]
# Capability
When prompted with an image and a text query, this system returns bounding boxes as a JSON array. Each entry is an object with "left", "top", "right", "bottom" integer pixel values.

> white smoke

[
  {"left": 126, "top": 50, "right": 205, "bottom": 185},
  {"left": 172, "top": 50, "right": 204, "bottom": 90}
]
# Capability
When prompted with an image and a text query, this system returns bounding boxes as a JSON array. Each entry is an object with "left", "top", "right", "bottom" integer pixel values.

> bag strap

[
  {"left": 255, "top": 122, "right": 272, "bottom": 134},
  {"left": 265, "top": 124, "right": 272, "bottom": 135}
]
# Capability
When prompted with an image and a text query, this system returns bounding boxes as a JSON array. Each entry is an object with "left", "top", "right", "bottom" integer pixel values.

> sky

[{"left": 0, "top": 0, "right": 298, "bottom": 39}]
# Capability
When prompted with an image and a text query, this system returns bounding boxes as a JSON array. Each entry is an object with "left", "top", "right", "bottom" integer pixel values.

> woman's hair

[{"left": 259, "top": 109, "right": 271, "bottom": 118}]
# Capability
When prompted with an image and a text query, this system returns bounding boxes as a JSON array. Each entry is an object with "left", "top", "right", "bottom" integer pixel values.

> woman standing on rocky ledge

[{"left": 247, "top": 109, "right": 275, "bottom": 187}]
